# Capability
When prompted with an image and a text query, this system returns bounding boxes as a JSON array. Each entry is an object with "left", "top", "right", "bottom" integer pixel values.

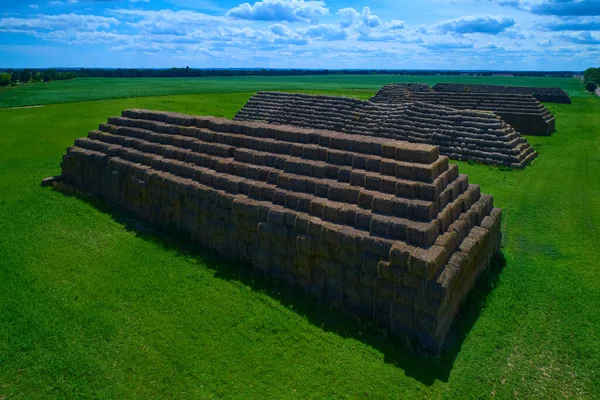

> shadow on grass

[{"left": 53, "top": 185, "right": 507, "bottom": 385}]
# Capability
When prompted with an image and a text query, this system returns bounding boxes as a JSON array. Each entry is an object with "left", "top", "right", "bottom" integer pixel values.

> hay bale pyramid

[
  {"left": 371, "top": 84, "right": 556, "bottom": 136},
  {"left": 56, "top": 108, "right": 503, "bottom": 352},
  {"left": 433, "top": 82, "right": 572, "bottom": 104},
  {"left": 235, "top": 91, "right": 537, "bottom": 168}
]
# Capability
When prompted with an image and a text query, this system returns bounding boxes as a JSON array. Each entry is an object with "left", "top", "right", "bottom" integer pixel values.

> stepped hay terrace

[
  {"left": 56, "top": 108, "right": 503, "bottom": 352},
  {"left": 371, "top": 84, "right": 556, "bottom": 136},
  {"left": 432, "top": 83, "right": 572, "bottom": 104},
  {"left": 235, "top": 91, "right": 537, "bottom": 168}
]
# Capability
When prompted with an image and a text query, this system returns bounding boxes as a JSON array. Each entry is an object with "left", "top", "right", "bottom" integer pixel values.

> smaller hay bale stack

[
  {"left": 371, "top": 84, "right": 556, "bottom": 136},
  {"left": 235, "top": 91, "right": 537, "bottom": 168},
  {"left": 370, "top": 83, "right": 433, "bottom": 103},
  {"left": 56, "top": 109, "right": 503, "bottom": 352},
  {"left": 432, "top": 83, "right": 572, "bottom": 104}
]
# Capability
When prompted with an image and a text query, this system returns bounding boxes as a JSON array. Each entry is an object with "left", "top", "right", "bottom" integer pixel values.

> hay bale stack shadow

[{"left": 47, "top": 175, "right": 508, "bottom": 385}]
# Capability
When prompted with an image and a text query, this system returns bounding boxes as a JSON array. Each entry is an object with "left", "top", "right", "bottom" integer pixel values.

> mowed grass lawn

[
  {"left": 1, "top": 88, "right": 599, "bottom": 398},
  {"left": 0, "top": 74, "right": 591, "bottom": 108}
]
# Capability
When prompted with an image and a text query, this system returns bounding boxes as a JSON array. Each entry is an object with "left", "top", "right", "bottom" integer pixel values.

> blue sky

[{"left": 0, "top": 0, "right": 598, "bottom": 70}]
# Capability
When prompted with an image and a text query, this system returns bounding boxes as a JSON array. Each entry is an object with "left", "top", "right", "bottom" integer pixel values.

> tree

[
  {"left": 0, "top": 73, "right": 11, "bottom": 87},
  {"left": 20, "top": 69, "right": 32, "bottom": 83},
  {"left": 585, "top": 81, "right": 598, "bottom": 93},
  {"left": 43, "top": 69, "right": 57, "bottom": 82},
  {"left": 583, "top": 67, "right": 600, "bottom": 84},
  {"left": 11, "top": 71, "right": 20, "bottom": 83}
]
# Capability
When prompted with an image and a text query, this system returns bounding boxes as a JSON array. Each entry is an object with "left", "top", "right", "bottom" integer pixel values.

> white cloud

[
  {"left": 430, "top": 15, "right": 516, "bottom": 35},
  {"left": 49, "top": 0, "right": 80, "bottom": 5},
  {"left": 271, "top": 23, "right": 346, "bottom": 42},
  {"left": 542, "top": 16, "right": 600, "bottom": 31},
  {"left": 269, "top": 23, "right": 293, "bottom": 36},
  {"left": 497, "top": 26, "right": 527, "bottom": 39},
  {"left": 226, "top": 0, "right": 329, "bottom": 22},
  {"left": 358, "top": 6, "right": 381, "bottom": 28},
  {"left": 44, "top": 29, "right": 128, "bottom": 44},
  {"left": 338, "top": 8, "right": 359, "bottom": 28},
  {"left": 109, "top": 9, "right": 224, "bottom": 35},
  {"left": 387, "top": 20, "right": 407, "bottom": 30},
  {"left": 496, "top": 0, "right": 600, "bottom": 16},
  {"left": 479, "top": 42, "right": 505, "bottom": 51},
  {"left": 337, "top": 7, "right": 407, "bottom": 42},
  {"left": 558, "top": 31, "right": 600, "bottom": 44},
  {"left": 3, "top": 1, "right": 598, "bottom": 70},
  {"left": 0, "top": 13, "right": 119, "bottom": 31},
  {"left": 420, "top": 40, "right": 474, "bottom": 50},
  {"left": 299, "top": 24, "right": 347, "bottom": 40}
]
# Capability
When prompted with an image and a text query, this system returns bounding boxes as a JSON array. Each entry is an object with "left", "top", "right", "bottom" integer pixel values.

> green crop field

[
  {"left": 0, "top": 75, "right": 592, "bottom": 109},
  {"left": 0, "top": 78, "right": 599, "bottom": 398}
]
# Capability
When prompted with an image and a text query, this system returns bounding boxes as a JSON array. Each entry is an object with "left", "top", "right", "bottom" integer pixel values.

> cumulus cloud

[
  {"left": 337, "top": 7, "right": 382, "bottom": 29},
  {"left": 386, "top": 20, "right": 408, "bottom": 30},
  {"left": 226, "top": 0, "right": 328, "bottom": 22},
  {"left": 299, "top": 24, "right": 347, "bottom": 40},
  {"left": 0, "top": 13, "right": 118, "bottom": 31},
  {"left": 359, "top": 6, "right": 382, "bottom": 28},
  {"left": 481, "top": 42, "right": 501, "bottom": 49},
  {"left": 44, "top": 29, "right": 127, "bottom": 44},
  {"left": 496, "top": 0, "right": 600, "bottom": 16},
  {"left": 433, "top": 14, "right": 516, "bottom": 34},
  {"left": 338, "top": 8, "right": 359, "bottom": 28},
  {"left": 48, "top": 0, "right": 82, "bottom": 4},
  {"left": 269, "top": 23, "right": 293, "bottom": 36},
  {"left": 54, "top": 0, "right": 134, "bottom": 2},
  {"left": 357, "top": 32, "right": 419, "bottom": 43},
  {"left": 193, "top": 25, "right": 309, "bottom": 46},
  {"left": 5, "top": 0, "right": 599, "bottom": 69},
  {"left": 542, "top": 17, "right": 600, "bottom": 30},
  {"left": 337, "top": 7, "right": 407, "bottom": 42},
  {"left": 270, "top": 22, "right": 346, "bottom": 42},
  {"left": 109, "top": 9, "right": 224, "bottom": 35},
  {"left": 216, "top": 25, "right": 308, "bottom": 46},
  {"left": 0, "top": 8, "right": 312, "bottom": 49},
  {"left": 267, "top": 23, "right": 309, "bottom": 44},
  {"left": 420, "top": 40, "right": 474, "bottom": 50},
  {"left": 558, "top": 31, "right": 600, "bottom": 44}
]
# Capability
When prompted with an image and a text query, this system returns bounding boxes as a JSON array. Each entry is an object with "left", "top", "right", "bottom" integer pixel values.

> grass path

[{"left": 0, "top": 92, "right": 599, "bottom": 398}]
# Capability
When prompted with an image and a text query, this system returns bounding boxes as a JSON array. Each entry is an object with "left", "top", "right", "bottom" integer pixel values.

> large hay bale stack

[
  {"left": 57, "top": 109, "right": 502, "bottom": 352},
  {"left": 372, "top": 84, "right": 556, "bottom": 136},
  {"left": 235, "top": 92, "right": 537, "bottom": 168},
  {"left": 433, "top": 83, "right": 572, "bottom": 104}
]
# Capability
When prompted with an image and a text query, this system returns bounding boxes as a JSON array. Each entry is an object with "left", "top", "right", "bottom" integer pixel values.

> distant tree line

[
  {"left": 0, "top": 67, "right": 581, "bottom": 87},
  {"left": 0, "top": 68, "right": 77, "bottom": 87},
  {"left": 67, "top": 68, "right": 578, "bottom": 78}
]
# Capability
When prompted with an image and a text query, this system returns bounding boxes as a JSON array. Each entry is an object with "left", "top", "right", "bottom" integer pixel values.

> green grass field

[
  {"left": 0, "top": 75, "right": 592, "bottom": 109},
  {"left": 1, "top": 77, "right": 599, "bottom": 398}
]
